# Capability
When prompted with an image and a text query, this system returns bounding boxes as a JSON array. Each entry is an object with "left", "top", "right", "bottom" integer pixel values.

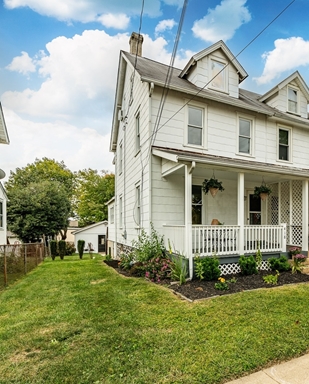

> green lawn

[{"left": 1, "top": 255, "right": 309, "bottom": 384}]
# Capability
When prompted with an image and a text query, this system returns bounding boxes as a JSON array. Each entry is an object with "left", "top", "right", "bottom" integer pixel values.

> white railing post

[
  {"left": 282, "top": 223, "right": 287, "bottom": 253},
  {"left": 237, "top": 173, "right": 245, "bottom": 255}
]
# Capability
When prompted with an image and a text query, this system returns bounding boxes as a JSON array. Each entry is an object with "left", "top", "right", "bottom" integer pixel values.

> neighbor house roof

[
  {"left": 0, "top": 103, "right": 9, "bottom": 145},
  {"left": 72, "top": 221, "right": 108, "bottom": 235}
]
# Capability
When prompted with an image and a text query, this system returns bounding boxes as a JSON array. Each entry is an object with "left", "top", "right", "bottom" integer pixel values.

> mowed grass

[{"left": 1, "top": 255, "right": 309, "bottom": 384}]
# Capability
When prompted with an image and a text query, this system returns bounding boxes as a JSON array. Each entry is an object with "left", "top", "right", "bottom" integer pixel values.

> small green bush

[
  {"left": 171, "top": 256, "right": 188, "bottom": 285},
  {"left": 238, "top": 255, "right": 257, "bottom": 275},
  {"left": 77, "top": 240, "right": 85, "bottom": 259},
  {"left": 50, "top": 240, "right": 58, "bottom": 260},
  {"left": 194, "top": 256, "right": 221, "bottom": 281},
  {"left": 268, "top": 255, "right": 290, "bottom": 272},
  {"left": 132, "top": 223, "right": 165, "bottom": 263},
  {"left": 58, "top": 240, "right": 66, "bottom": 260},
  {"left": 65, "top": 242, "right": 76, "bottom": 256}
]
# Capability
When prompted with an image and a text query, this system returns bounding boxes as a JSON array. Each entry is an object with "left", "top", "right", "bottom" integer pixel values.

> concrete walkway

[{"left": 225, "top": 354, "right": 309, "bottom": 384}]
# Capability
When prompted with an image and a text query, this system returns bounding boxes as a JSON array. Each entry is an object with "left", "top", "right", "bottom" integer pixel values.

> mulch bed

[{"left": 103, "top": 260, "right": 309, "bottom": 301}]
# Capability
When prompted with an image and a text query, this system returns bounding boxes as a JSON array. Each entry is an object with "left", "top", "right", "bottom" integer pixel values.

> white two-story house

[
  {"left": 108, "top": 32, "right": 309, "bottom": 278},
  {"left": 0, "top": 102, "right": 9, "bottom": 244}
]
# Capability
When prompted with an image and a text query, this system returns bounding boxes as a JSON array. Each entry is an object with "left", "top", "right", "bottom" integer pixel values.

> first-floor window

[
  {"left": 0, "top": 201, "right": 2, "bottom": 228},
  {"left": 188, "top": 106, "right": 203, "bottom": 146},
  {"left": 239, "top": 117, "right": 251, "bottom": 154},
  {"left": 192, "top": 185, "right": 202, "bottom": 225},
  {"left": 279, "top": 128, "right": 289, "bottom": 161},
  {"left": 119, "top": 196, "right": 123, "bottom": 228},
  {"left": 110, "top": 206, "right": 114, "bottom": 224}
]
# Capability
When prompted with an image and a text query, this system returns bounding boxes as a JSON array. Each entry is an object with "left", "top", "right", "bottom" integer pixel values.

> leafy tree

[
  {"left": 6, "top": 158, "right": 75, "bottom": 239},
  {"left": 7, "top": 181, "right": 71, "bottom": 243},
  {"left": 74, "top": 169, "right": 114, "bottom": 227}
]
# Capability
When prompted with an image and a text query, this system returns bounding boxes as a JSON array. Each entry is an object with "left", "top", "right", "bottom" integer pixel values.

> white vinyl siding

[{"left": 119, "top": 142, "right": 123, "bottom": 175}]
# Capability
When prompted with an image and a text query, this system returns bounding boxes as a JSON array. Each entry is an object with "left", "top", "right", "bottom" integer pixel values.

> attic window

[
  {"left": 287, "top": 87, "right": 298, "bottom": 114},
  {"left": 210, "top": 59, "right": 226, "bottom": 91}
]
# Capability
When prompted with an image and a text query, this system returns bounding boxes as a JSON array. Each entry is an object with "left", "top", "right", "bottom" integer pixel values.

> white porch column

[
  {"left": 237, "top": 173, "right": 245, "bottom": 255},
  {"left": 185, "top": 164, "right": 193, "bottom": 279},
  {"left": 302, "top": 180, "right": 309, "bottom": 254}
]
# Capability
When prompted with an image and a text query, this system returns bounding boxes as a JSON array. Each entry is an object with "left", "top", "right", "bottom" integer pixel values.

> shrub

[
  {"left": 263, "top": 271, "right": 279, "bottom": 285},
  {"left": 143, "top": 256, "right": 172, "bottom": 283},
  {"left": 50, "top": 240, "right": 58, "bottom": 260},
  {"left": 65, "top": 242, "right": 76, "bottom": 256},
  {"left": 171, "top": 255, "right": 188, "bottom": 285},
  {"left": 292, "top": 254, "right": 307, "bottom": 274},
  {"left": 268, "top": 255, "right": 290, "bottom": 272},
  {"left": 77, "top": 240, "right": 85, "bottom": 259},
  {"left": 131, "top": 223, "right": 165, "bottom": 263},
  {"left": 58, "top": 240, "right": 66, "bottom": 260},
  {"left": 238, "top": 255, "right": 257, "bottom": 275},
  {"left": 119, "top": 253, "right": 135, "bottom": 270},
  {"left": 194, "top": 256, "right": 221, "bottom": 281}
]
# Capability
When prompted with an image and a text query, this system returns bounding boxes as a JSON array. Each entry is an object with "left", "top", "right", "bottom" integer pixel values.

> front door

[
  {"left": 98, "top": 235, "right": 106, "bottom": 253},
  {"left": 247, "top": 191, "right": 261, "bottom": 225}
]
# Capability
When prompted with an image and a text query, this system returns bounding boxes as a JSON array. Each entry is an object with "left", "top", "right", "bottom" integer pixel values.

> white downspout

[
  {"left": 186, "top": 162, "right": 195, "bottom": 279},
  {"left": 148, "top": 82, "right": 154, "bottom": 231}
]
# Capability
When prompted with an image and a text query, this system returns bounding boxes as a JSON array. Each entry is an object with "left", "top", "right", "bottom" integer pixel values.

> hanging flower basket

[
  {"left": 254, "top": 183, "right": 272, "bottom": 200},
  {"left": 202, "top": 177, "right": 224, "bottom": 197}
]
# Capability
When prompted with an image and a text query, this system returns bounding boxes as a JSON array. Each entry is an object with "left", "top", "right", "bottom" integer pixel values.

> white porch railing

[{"left": 162, "top": 224, "right": 286, "bottom": 257}]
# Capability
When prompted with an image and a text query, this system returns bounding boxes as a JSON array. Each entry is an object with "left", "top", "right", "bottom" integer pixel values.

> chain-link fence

[{"left": 0, "top": 243, "right": 45, "bottom": 289}]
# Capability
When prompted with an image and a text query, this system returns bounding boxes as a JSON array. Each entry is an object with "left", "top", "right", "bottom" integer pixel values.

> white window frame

[
  {"left": 110, "top": 205, "right": 114, "bottom": 224},
  {"left": 278, "top": 125, "right": 292, "bottom": 162},
  {"left": 135, "top": 183, "right": 141, "bottom": 227},
  {"left": 119, "top": 141, "right": 123, "bottom": 175},
  {"left": 119, "top": 196, "right": 123, "bottom": 228},
  {"left": 135, "top": 111, "right": 140, "bottom": 154},
  {"left": 0, "top": 201, "right": 3, "bottom": 228},
  {"left": 209, "top": 57, "right": 227, "bottom": 92},
  {"left": 185, "top": 103, "right": 206, "bottom": 148},
  {"left": 287, "top": 86, "right": 299, "bottom": 115},
  {"left": 237, "top": 115, "right": 254, "bottom": 157}
]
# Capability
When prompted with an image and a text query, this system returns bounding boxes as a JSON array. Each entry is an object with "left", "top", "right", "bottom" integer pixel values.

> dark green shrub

[
  {"left": 50, "top": 240, "right": 58, "bottom": 260},
  {"left": 77, "top": 240, "right": 85, "bottom": 259},
  {"left": 65, "top": 242, "right": 76, "bottom": 255},
  {"left": 268, "top": 255, "right": 290, "bottom": 272},
  {"left": 58, "top": 240, "right": 66, "bottom": 260},
  {"left": 194, "top": 256, "right": 221, "bottom": 281},
  {"left": 238, "top": 255, "right": 257, "bottom": 275}
]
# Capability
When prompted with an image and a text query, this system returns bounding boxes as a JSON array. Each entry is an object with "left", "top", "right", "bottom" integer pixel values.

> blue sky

[{"left": 0, "top": 0, "right": 309, "bottom": 181}]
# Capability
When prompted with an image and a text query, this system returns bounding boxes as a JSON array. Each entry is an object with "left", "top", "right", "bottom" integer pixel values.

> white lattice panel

[
  {"left": 268, "top": 184, "right": 278, "bottom": 225},
  {"left": 281, "top": 182, "right": 290, "bottom": 244},
  {"left": 291, "top": 180, "right": 302, "bottom": 245},
  {"left": 219, "top": 260, "right": 271, "bottom": 275}
]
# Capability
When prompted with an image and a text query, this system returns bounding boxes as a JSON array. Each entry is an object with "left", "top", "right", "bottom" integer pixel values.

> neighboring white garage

[{"left": 72, "top": 221, "right": 108, "bottom": 254}]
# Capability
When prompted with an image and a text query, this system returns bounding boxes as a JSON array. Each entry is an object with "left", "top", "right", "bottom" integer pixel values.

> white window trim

[
  {"left": 110, "top": 205, "right": 115, "bottom": 224},
  {"left": 287, "top": 85, "right": 300, "bottom": 115},
  {"left": 208, "top": 55, "right": 228, "bottom": 93},
  {"left": 277, "top": 125, "right": 292, "bottom": 163},
  {"left": 237, "top": 114, "right": 255, "bottom": 157},
  {"left": 184, "top": 101, "right": 207, "bottom": 149}
]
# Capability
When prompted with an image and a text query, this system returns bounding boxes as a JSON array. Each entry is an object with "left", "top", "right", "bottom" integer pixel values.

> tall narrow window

[
  {"left": 0, "top": 201, "right": 3, "bottom": 228},
  {"left": 288, "top": 87, "right": 298, "bottom": 113},
  {"left": 119, "top": 142, "right": 123, "bottom": 174},
  {"left": 239, "top": 118, "right": 251, "bottom": 154},
  {"left": 136, "top": 185, "right": 141, "bottom": 226},
  {"left": 119, "top": 196, "right": 123, "bottom": 228},
  {"left": 211, "top": 60, "right": 225, "bottom": 90},
  {"left": 192, "top": 185, "right": 202, "bottom": 225},
  {"left": 136, "top": 113, "right": 140, "bottom": 152},
  {"left": 279, "top": 128, "right": 289, "bottom": 161},
  {"left": 110, "top": 206, "right": 114, "bottom": 224},
  {"left": 188, "top": 106, "right": 203, "bottom": 146}
]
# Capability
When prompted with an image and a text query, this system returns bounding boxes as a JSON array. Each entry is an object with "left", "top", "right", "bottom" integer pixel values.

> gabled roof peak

[{"left": 179, "top": 40, "right": 248, "bottom": 83}]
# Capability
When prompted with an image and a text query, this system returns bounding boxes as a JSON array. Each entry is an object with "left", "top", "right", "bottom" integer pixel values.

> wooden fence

[{"left": 0, "top": 243, "right": 45, "bottom": 289}]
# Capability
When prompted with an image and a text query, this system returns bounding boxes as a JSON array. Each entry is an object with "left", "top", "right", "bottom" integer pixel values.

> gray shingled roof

[{"left": 122, "top": 51, "right": 309, "bottom": 127}]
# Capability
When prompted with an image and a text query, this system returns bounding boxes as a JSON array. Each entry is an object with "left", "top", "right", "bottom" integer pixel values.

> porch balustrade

[{"left": 162, "top": 224, "right": 286, "bottom": 257}]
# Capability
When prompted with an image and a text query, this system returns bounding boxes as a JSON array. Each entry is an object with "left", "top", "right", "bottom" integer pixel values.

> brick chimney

[{"left": 129, "top": 32, "right": 143, "bottom": 56}]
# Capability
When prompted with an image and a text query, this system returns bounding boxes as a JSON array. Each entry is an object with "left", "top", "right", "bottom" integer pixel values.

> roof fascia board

[
  {"left": 0, "top": 103, "right": 9, "bottom": 145},
  {"left": 153, "top": 148, "right": 179, "bottom": 162}
]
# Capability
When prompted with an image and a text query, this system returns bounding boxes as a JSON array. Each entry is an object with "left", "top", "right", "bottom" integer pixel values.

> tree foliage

[
  {"left": 6, "top": 158, "right": 75, "bottom": 241},
  {"left": 74, "top": 169, "right": 114, "bottom": 227},
  {"left": 7, "top": 180, "right": 71, "bottom": 243}
]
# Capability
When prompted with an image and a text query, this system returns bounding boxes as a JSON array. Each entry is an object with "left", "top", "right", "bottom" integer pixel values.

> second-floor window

[
  {"left": 288, "top": 87, "right": 298, "bottom": 114},
  {"left": 279, "top": 128, "right": 290, "bottom": 161},
  {"left": 136, "top": 112, "right": 140, "bottom": 153},
  {"left": 239, "top": 118, "right": 251, "bottom": 155},
  {"left": 188, "top": 106, "right": 203, "bottom": 146}
]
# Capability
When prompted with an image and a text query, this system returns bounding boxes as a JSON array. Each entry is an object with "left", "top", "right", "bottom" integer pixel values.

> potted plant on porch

[
  {"left": 254, "top": 183, "right": 272, "bottom": 201},
  {"left": 202, "top": 177, "right": 224, "bottom": 197}
]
